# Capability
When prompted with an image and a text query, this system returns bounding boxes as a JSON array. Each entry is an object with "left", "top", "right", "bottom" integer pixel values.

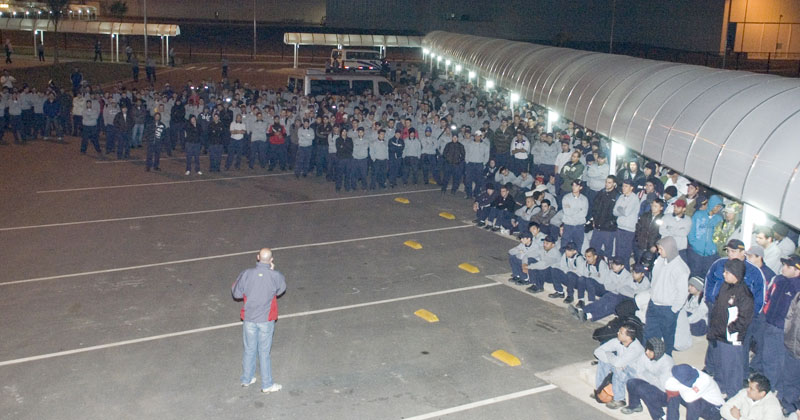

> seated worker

[
  {"left": 720, "top": 373, "right": 784, "bottom": 420},
  {"left": 549, "top": 241, "right": 587, "bottom": 304},
  {"left": 575, "top": 247, "right": 610, "bottom": 308},
  {"left": 664, "top": 364, "right": 724, "bottom": 420},
  {"left": 523, "top": 235, "right": 561, "bottom": 291},
  {"left": 472, "top": 183, "right": 498, "bottom": 227},
  {"left": 511, "top": 193, "right": 539, "bottom": 235},
  {"left": 622, "top": 337, "right": 675, "bottom": 417},
  {"left": 485, "top": 184, "right": 517, "bottom": 234},
  {"left": 570, "top": 261, "right": 650, "bottom": 322},
  {"left": 507, "top": 231, "right": 539, "bottom": 284},
  {"left": 529, "top": 198, "right": 558, "bottom": 238},
  {"left": 592, "top": 321, "right": 645, "bottom": 409}
]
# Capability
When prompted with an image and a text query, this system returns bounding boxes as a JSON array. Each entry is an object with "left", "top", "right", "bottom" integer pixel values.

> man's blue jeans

[
  {"left": 241, "top": 320, "right": 276, "bottom": 389},
  {"left": 596, "top": 360, "right": 635, "bottom": 402}
]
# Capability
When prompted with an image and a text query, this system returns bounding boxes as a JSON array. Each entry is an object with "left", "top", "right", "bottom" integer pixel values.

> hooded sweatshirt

[
  {"left": 650, "top": 237, "right": 690, "bottom": 312},
  {"left": 688, "top": 195, "right": 724, "bottom": 256}
]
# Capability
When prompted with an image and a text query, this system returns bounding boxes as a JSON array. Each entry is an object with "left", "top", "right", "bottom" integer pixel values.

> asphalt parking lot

[{"left": 0, "top": 127, "right": 614, "bottom": 420}]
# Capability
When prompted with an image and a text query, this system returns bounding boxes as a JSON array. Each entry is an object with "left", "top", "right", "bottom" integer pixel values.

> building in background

[{"left": 721, "top": 0, "right": 800, "bottom": 58}]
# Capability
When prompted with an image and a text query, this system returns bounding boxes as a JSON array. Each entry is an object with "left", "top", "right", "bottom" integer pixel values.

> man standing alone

[{"left": 232, "top": 248, "right": 286, "bottom": 394}]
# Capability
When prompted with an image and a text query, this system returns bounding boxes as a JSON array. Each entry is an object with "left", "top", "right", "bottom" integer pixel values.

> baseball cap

[
  {"left": 543, "top": 235, "right": 556, "bottom": 244},
  {"left": 631, "top": 263, "right": 647, "bottom": 273},
  {"left": 780, "top": 255, "right": 800, "bottom": 270},
  {"left": 726, "top": 239, "right": 745, "bottom": 251},
  {"left": 745, "top": 245, "right": 765, "bottom": 258},
  {"left": 674, "top": 198, "right": 687, "bottom": 208}
]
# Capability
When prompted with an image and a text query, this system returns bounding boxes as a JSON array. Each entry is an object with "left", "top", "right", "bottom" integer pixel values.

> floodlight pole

[{"left": 143, "top": 0, "right": 148, "bottom": 60}]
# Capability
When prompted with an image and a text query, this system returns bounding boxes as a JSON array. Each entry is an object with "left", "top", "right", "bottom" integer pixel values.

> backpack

[{"left": 592, "top": 372, "right": 614, "bottom": 403}]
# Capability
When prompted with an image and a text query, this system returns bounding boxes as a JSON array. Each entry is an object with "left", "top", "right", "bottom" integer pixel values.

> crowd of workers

[{"left": 2, "top": 59, "right": 799, "bottom": 420}]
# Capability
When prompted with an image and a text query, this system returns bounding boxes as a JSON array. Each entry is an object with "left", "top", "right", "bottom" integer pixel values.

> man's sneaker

[
  {"left": 197, "top": 171, "right": 203, "bottom": 175},
  {"left": 261, "top": 383, "right": 282, "bottom": 394},
  {"left": 185, "top": 170, "right": 191, "bottom": 175},
  {"left": 499, "top": 228, "right": 510, "bottom": 235},
  {"left": 515, "top": 278, "right": 531, "bottom": 286},
  {"left": 548, "top": 292, "right": 565, "bottom": 299},
  {"left": 563, "top": 296, "right": 574, "bottom": 304},
  {"left": 491, "top": 226, "right": 501, "bottom": 232},
  {"left": 476, "top": 221, "right": 485, "bottom": 227},
  {"left": 509, "top": 276, "right": 520, "bottom": 283},
  {"left": 606, "top": 400, "right": 626, "bottom": 409},
  {"left": 526, "top": 285, "right": 542, "bottom": 293},
  {"left": 620, "top": 405, "right": 643, "bottom": 414},
  {"left": 241, "top": 377, "right": 256, "bottom": 387},
  {"left": 576, "top": 300, "right": 585, "bottom": 309}
]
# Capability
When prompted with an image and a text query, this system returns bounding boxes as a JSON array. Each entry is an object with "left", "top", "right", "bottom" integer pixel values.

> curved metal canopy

[{"left": 424, "top": 31, "right": 800, "bottom": 229}]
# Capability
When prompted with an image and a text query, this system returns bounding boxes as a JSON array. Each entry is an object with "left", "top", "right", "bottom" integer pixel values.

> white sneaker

[
  {"left": 261, "top": 383, "right": 282, "bottom": 393},
  {"left": 185, "top": 170, "right": 191, "bottom": 175},
  {"left": 500, "top": 228, "right": 510, "bottom": 235},
  {"left": 197, "top": 171, "right": 203, "bottom": 175},
  {"left": 241, "top": 377, "right": 256, "bottom": 387}
]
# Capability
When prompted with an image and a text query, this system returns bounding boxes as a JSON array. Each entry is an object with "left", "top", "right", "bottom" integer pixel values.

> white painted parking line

[
  {"left": 1, "top": 189, "right": 440, "bottom": 231},
  {"left": 0, "top": 224, "right": 471, "bottom": 286},
  {"left": 95, "top": 155, "right": 209, "bottom": 164},
  {"left": 257, "top": 68, "right": 265, "bottom": 72},
  {"left": 402, "top": 384, "right": 558, "bottom": 420},
  {"left": 185, "top": 66, "right": 197, "bottom": 70},
  {"left": 36, "top": 173, "right": 293, "bottom": 193},
  {"left": 0, "top": 282, "right": 499, "bottom": 367}
]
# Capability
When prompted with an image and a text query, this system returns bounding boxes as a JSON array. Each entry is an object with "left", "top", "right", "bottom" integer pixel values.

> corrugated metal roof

[
  {"left": 0, "top": 18, "right": 179, "bottom": 36},
  {"left": 424, "top": 30, "right": 800, "bottom": 228},
  {"left": 284, "top": 32, "right": 422, "bottom": 48}
]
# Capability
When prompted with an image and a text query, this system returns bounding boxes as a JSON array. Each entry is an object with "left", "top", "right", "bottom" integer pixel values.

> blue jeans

[
  {"left": 561, "top": 224, "right": 585, "bottom": 252},
  {"left": 615, "top": 229, "right": 635, "bottom": 268},
  {"left": 645, "top": 303, "right": 679, "bottom": 355},
  {"left": 208, "top": 144, "right": 223, "bottom": 172},
  {"left": 185, "top": 142, "right": 201, "bottom": 172},
  {"left": 241, "top": 320, "right": 276, "bottom": 389},
  {"left": 226, "top": 139, "right": 243, "bottom": 169},
  {"left": 132, "top": 123, "right": 144, "bottom": 147},
  {"left": 627, "top": 378, "right": 667, "bottom": 419},
  {"left": 464, "top": 162, "right": 483, "bottom": 197},
  {"left": 667, "top": 395, "right": 721, "bottom": 420},
  {"left": 370, "top": 159, "right": 387, "bottom": 189},
  {"left": 295, "top": 146, "right": 313, "bottom": 175},
  {"left": 596, "top": 360, "right": 634, "bottom": 401},
  {"left": 590, "top": 229, "right": 616, "bottom": 258}
]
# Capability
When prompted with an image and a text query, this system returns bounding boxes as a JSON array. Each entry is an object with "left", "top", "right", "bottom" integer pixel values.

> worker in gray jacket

[
  {"left": 525, "top": 235, "right": 562, "bottom": 292},
  {"left": 249, "top": 113, "right": 269, "bottom": 169},
  {"left": 659, "top": 198, "right": 693, "bottom": 262},
  {"left": 561, "top": 180, "right": 589, "bottom": 252},
  {"left": 369, "top": 129, "right": 389, "bottom": 189},
  {"left": 614, "top": 179, "right": 642, "bottom": 268},
  {"left": 295, "top": 119, "right": 315, "bottom": 177},
  {"left": 81, "top": 100, "right": 101, "bottom": 154},
  {"left": 464, "top": 130, "right": 490, "bottom": 198}
]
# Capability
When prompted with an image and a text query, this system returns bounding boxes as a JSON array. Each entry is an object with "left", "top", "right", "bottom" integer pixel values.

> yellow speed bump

[
  {"left": 458, "top": 263, "right": 480, "bottom": 273},
  {"left": 439, "top": 212, "right": 455, "bottom": 220},
  {"left": 414, "top": 309, "right": 439, "bottom": 323},
  {"left": 404, "top": 240, "right": 423, "bottom": 250},
  {"left": 394, "top": 197, "right": 410, "bottom": 204},
  {"left": 491, "top": 350, "right": 521, "bottom": 366}
]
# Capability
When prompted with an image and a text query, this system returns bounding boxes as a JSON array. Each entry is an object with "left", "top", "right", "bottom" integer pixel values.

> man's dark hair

[
  {"left": 620, "top": 322, "right": 638, "bottom": 340},
  {"left": 541, "top": 199, "right": 551, "bottom": 206},
  {"left": 749, "top": 373, "right": 771, "bottom": 394}
]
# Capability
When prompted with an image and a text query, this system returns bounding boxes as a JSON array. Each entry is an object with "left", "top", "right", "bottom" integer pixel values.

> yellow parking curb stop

[
  {"left": 491, "top": 350, "right": 521, "bottom": 366},
  {"left": 394, "top": 197, "right": 410, "bottom": 204},
  {"left": 458, "top": 263, "right": 480, "bottom": 273},
  {"left": 414, "top": 309, "right": 439, "bottom": 323},
  {"left": 439, "top": 212, "right": 455, "bottom": 219},
  {"left": 404, "top": 240, "right": 423, "bottom": 250}
]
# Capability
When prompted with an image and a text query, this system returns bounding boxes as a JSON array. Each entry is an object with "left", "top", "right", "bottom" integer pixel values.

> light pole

[
  {"left": 143, "top": 0, "right": 148, "bottom": 60},
  {"left": 609, "top": 0, "right": 616, "bottom": 53},
  {"left": 253, "top": 0, "right": 257, "bottom": 59}
]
